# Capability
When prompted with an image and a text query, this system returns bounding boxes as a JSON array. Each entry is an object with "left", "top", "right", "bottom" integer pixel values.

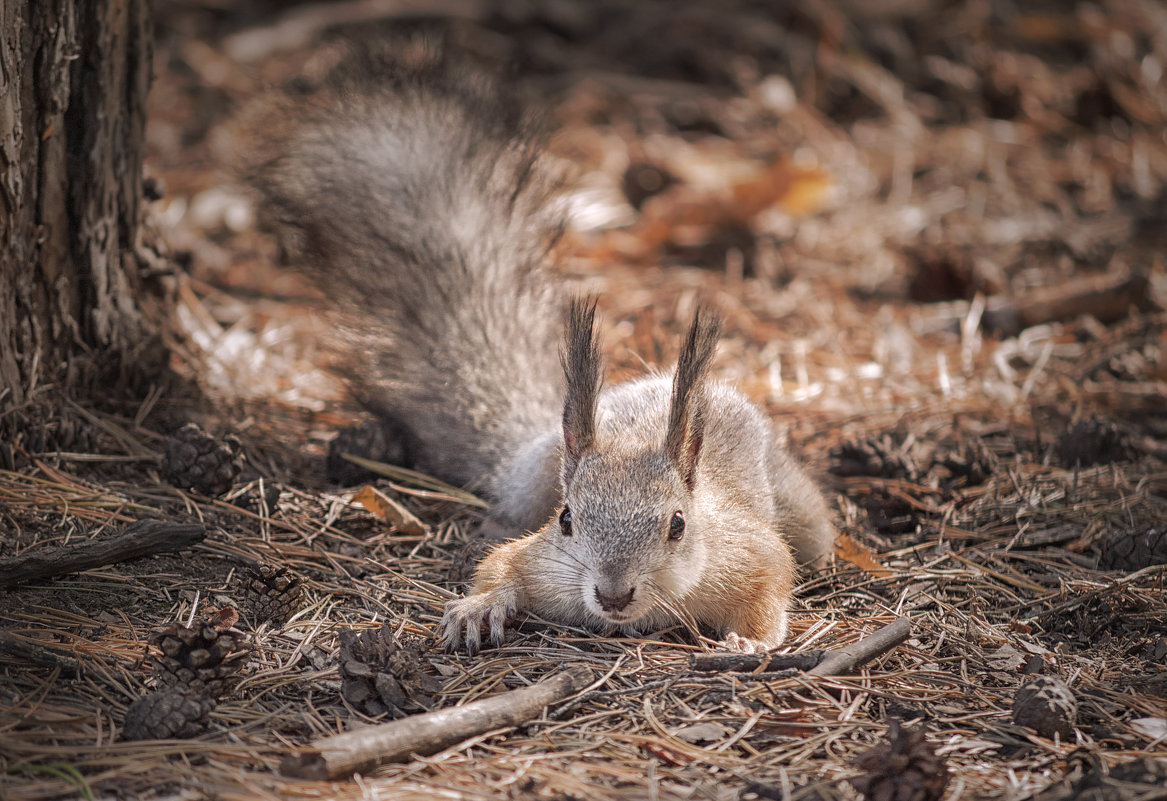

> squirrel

[{"left": 248, "top": 39, "right": 836, "bottom": 654}]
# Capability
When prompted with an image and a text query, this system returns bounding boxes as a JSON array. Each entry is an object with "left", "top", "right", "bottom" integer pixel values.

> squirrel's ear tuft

[
  {"left": 561, "top": 297, "right": 602, "bottom": 484},
  {"left": 666, "top": 306, "right": 722, "bottom": 491}
]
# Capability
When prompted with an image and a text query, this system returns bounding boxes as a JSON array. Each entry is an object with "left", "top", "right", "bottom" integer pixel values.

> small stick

[
  {"left": 981, "top": 270, "right": 1151, "bottom": 336},
  {"left": 688, "top": 617, "right": 912, "bottom": 676},
  {"left": 0, "top": 520, "right": 207, "bottom": 588},
  {"left": 689, "top": 650, "right": 824, "bottom": 673},
  {"left": 807, "top": 616, "right": 912, "bottom": 676},
  {"left": 0, "top": 631, "right": 81, "bottom": 677},
  {"left": 280, "top": 665, "right": 594, "bottom": 779}
]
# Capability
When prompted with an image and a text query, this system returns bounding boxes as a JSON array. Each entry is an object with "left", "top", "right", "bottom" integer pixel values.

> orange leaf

[
  {"left": 352, "top": 485, "right": 426, "bottom": 535},
  {"left": 732, "top": 158, "right": 832, "bottom": 218},
  {"left": 775, "top": 165, "right": 832, "bottom": 216},
  {"left": 834, "top": 533, "right": 891, "bottom": 577}
]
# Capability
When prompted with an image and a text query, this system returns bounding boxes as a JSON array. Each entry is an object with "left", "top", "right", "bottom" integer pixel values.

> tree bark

[{"left": 0, "top": 0, "right": 162, "bottom": 444}]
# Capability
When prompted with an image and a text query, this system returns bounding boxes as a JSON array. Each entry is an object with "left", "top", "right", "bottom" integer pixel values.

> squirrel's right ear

[
  {"left": 561, "top": 298, "right": 602, "bottom": 484},
  {"left": 666, "top": 306, "right": 722, "bottom": 491}
]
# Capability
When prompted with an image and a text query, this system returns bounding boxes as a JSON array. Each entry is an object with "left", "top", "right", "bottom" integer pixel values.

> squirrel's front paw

[
  {"left": 441, "top": 591, "right": 516, "bottom": 655},
  {"left": 721, "top": 632, "right": 768, "bottom": 654}
]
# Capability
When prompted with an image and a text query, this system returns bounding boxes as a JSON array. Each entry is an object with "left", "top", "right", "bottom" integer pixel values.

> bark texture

[{"left": 0, "top": 0, "right": 161, "bottom": 434}]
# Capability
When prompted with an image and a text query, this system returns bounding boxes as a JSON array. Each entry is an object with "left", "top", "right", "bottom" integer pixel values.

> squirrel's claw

[
  {"left": 442, "top": 592, "right": 514, "bottom": 654},
  {"left": 721, "top": 632, "right": 767, "bottom": 654}
]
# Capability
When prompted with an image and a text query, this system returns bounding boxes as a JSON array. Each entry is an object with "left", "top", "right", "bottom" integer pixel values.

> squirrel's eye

[
  {"left": 668, "top": 510, "right": 685, "bottom": 540},
  {"left": 559, "top": 506, "right": 573, "bottom": 536}
]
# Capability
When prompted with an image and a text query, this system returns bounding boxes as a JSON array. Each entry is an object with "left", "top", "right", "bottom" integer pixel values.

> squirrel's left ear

[
  {"left": 561, "top": 297, "right": 602, "bottom": 486},
  {"left": 666, "top": 307, "right": 721, "bottom": 491}
]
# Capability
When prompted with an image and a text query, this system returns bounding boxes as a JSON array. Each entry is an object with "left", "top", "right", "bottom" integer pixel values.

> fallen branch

[
  {"left": 689, "top": 650, "right": 824, "bottom": 673},
  {"left": 0, "top": 631, "right": 81, "bottom": 677},
  {"left": 808, "top": 616, "right": 912, "bottom": 675},
  {"left": 280, "top": 665, "right": 594, "bottom": 779},
  {"left": 0, "top": 520, "right": 207, "bottom": 588},
  {"left": 689, "top": 616, "right": 912, "bottom": 676},
  {"left": 981, "top": 270, "right": 1152, "bottom": 336}
]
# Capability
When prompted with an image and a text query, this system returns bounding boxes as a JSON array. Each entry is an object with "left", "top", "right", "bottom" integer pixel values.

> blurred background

[
  {"left": 148, "top": 0, "right": 1166, "bottom": 456},
  {"left": 3, "top": 5, "right": 1165, "bottom": 801}
]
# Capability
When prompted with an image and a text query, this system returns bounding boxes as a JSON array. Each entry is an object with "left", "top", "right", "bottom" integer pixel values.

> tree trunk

[{"left": 0, "top": 0, "right": 162, "bottom": 451}]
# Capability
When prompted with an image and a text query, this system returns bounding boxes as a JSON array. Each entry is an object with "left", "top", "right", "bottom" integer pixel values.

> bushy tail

[{"left": 248, "top": 40, "right": 565, "bottom": 490}]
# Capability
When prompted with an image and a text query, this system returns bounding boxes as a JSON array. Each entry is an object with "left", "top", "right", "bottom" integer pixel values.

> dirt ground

[{"left": 2, "top": 1, "right": 1166, "bottom": 799}]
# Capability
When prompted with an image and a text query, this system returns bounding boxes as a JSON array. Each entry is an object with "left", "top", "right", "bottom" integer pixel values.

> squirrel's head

[{"left": 553, "top": 299, "right": 720, "bottom": 629}]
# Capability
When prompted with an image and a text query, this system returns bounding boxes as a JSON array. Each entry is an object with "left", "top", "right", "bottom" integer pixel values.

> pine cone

[
  {"left": 239, "top": 564, "right": 304, "bottom": 626},
  {"left": 1097, "top": 527, "right": 1167, "bottom": 571},
  {"left": 337, "top": 625, "right": 442, "bottom": 718},
  {"left": 1013, "top": 676, "right": 1077, "bottom": 739},
  {"left": 1056, "top": 416, "right": 1131, "bottom": 468},
  {"left": 851, "top": 720, "right": 950, "bottom": 801},
  {"left": 830, "top": 435, "right": 920, "bottom": 481},
  {"left": 122, "top": 690, "right": 215, "bottom": 740},
  {"left": 1108, "top": 757, "right": 1167, "bottom": 786},
  {"left": 1029, "top": 754, "right": 1167, "bottom": 801},
  {"left": 163, "top": 423, "right": 243, "bottom": 497},
  {"left": 862, "top": 492, "right": 919, "bottom": 536},
  {"left": 326, "top": 419, "right": 410, "bottom": 485},
  {"left": 151, "top": 616, "right": 248, "bottom": 698},
  {"left": 230, "top": 482, "right": 282, "bottom": 515},
  {"left": 938, "top": 438, "right": 998, "bottom": 487}
]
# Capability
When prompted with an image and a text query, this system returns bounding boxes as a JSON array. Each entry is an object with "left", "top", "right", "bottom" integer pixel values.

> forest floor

[{"left": 2, "top": 1, "right": 1166, "bottom": 799}]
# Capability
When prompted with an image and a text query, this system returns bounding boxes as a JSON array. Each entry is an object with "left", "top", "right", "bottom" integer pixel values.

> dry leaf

[
  {"left": 1130, "top": 718, "right": 1167, "bottom": 741},
  {"left": 984, "top": 644, "right": 1025, "bottom": 673},
  {"left": 732, "top": 158, "right": 832, "bottom": 217},
  {"left": 775, "top": 165, "right": 833, "bottom": 216},
  {"left": 673, "top": 722, "right": 731, "bottom": 744},
  {"left": 208, "top": 606, "right": 240, "bottom": 630},
  {"left": 352, "top": 485, "right": 426, "bottom": 535},
  {"left": 584, "top": 156, "right": 833, "bottom": 266},
  {"left": 834, "top": 533, "right": 892, "bottom": 577},
  {"left": 643, "top": 740, "right": 690, "bottom": 765}
]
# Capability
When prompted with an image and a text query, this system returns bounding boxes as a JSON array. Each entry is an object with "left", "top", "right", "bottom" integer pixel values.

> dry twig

[
  {"left": 0, "top": 520, "right": 207, "bottom": 588},
  {"left": 688, "top": 616, "right": 912, "bottom": 675},
  {"left": 280, "top": 665, "right": 595, "bottom": 779}
]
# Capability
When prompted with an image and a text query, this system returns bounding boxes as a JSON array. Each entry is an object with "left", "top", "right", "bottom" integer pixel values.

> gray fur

[
  {"left": 249, "top": 41, "right": 564, "bottom": 515},
  {"left": 246, "top": 43, "right": 836, "bottom": 653}
]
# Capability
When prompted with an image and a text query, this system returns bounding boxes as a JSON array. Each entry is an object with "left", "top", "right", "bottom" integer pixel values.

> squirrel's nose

[{"left": 594, "top": 586, "right": 634, "bottom": 613}]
